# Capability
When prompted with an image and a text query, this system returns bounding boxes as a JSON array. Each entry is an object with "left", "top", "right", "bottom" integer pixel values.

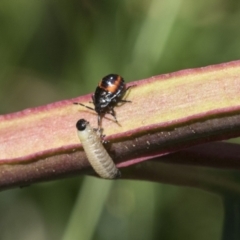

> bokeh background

[{"left": 1, "top": 0, "right": 240, "bottom": 239}]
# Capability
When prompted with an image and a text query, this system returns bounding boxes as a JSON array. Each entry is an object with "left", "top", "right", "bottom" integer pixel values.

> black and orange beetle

[{"left": 74, "top": 74, "right": 133, "bottom": 129}]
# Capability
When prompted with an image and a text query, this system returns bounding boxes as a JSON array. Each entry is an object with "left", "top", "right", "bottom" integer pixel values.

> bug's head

[{"left": 76, "top": 119, "right": 89, "bottom": 131}]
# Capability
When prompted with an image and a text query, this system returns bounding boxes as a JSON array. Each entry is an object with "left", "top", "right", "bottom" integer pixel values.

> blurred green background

[{"left": 1, "top": 0, "right": 240, "bottom": 239}]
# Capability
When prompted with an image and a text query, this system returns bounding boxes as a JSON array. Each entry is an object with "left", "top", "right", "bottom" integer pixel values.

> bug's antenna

[{"left": 74, "top": 102, "right": 95, "bottom": 111}]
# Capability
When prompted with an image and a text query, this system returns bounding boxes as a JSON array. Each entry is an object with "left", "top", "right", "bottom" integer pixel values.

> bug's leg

[
  {"left": 93, "top": 114, "right": 102, "bottom": 132},
  {"left": 107, "top": 108, "right": 121, "bottom": 127},
  {"left": 93, "top": 127, "right": 103, "bottom": 136},
  {"left": 119, "top": 99, "right": 131, "bottom": 103},
  {"left": 93, "top": 119, "right": 109, "bottom": 144},
  {"left": 124, "top": 85, "right": 135, "bottom": 94},
  {"left": 119, "top": 85, "right": 135, "bottom": 103},
  {"left": 73, "top": 102, "right": 95, "bottom": 111},
  {"left": 89, "top": 95, "right": 95, "bottom": 104},
  {"left": 108, "top": 108, "right": 118, "bottom": 123},
  {"left": 98, "top": 114, "right": 103, "bottom": 130}
]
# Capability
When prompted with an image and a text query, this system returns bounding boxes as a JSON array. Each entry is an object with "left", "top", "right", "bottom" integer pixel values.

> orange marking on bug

[{"left": 99, "top": 75, "right": 122, "bottom": 93}]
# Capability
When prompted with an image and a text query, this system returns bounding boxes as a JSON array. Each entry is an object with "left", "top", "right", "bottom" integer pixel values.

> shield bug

[{"left": 74, "top": 74, "right": 133, "bottom": 129}]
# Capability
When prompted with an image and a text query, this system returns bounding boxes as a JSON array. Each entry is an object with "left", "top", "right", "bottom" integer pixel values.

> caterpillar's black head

[{"left": 76, "top": 119, "right": 88, "bottom": 131}]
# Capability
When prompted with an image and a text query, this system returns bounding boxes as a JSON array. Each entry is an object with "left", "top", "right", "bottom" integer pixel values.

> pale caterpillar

[{"left": 76, "top": 119, "right": 120, "bottom": 179}]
